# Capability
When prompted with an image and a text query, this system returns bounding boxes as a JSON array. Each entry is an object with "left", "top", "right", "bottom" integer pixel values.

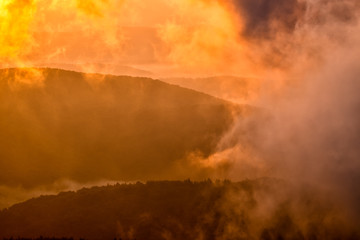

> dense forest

[
  {"left": 1, "top": 179, "right": 358, "bottom": 240},
  {"left": 3, "top": 238, "right": 77, "bottom": 240}
]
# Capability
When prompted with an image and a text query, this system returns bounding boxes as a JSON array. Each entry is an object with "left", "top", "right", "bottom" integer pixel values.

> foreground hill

[
  {"left": 0, "top": 68, "right": 237, "bottom": 187},
  {"left": 0, "top": 179, "right": 358, "bottom": 240}
]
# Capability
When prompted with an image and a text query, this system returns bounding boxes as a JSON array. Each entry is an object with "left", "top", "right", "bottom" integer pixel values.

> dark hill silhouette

[
  {"left": 0, "top": 180, "right": 358, "bottom": 240},
  {"left": 0, "top": 68, "right": 238, "bottom": 187}
]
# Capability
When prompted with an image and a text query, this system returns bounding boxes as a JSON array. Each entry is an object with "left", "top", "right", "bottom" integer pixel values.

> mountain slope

[
  {"left": 0, "top": 68, "right": 237, "bottom": 187},
  {"left": 162, "top": 76, "right": 260, "bottom": 103}
]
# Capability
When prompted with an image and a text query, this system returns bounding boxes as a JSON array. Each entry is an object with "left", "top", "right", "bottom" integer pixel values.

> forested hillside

[{"left": 0, "top": 179, "right": 358, "bottom": 240}]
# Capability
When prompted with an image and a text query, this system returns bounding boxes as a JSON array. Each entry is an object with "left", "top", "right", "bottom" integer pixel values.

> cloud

[
  {"left": 230, "top": 0, "right": 307, "bottom": 39},
  {"left": 0, "top": 0, "right": 37, "bottom": 63},
  {"left": 196, "top": 18, "right": 360, "bottom": 220}
]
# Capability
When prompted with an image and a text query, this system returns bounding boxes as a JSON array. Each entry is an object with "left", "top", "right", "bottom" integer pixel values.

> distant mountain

[
  {"left": 0, "top": 179, "right": 357, "bottom": 240},
  {"left": 0, "top": 68, "right": 238, "bottom": 187},
  {"left": 34, "top": 63, "right": 153, "bottom": 77},
  {"left": 162, "top": 76, "right": 261, "bottom": 103}
]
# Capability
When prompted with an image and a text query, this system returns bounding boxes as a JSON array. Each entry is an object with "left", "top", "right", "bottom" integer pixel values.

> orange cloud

[{"left": 0, "top": 0, "right": 37, "bottom": 64}]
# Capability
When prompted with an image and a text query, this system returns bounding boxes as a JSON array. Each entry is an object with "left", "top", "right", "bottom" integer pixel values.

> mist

[{"left": 193, "top": 0, "right": 360, "bottom": 230}]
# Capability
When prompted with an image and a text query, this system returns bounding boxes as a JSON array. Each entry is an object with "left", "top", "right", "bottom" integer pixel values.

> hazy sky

[{"left": 1, "top": 0, "right": 357, "bottom": 77}]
